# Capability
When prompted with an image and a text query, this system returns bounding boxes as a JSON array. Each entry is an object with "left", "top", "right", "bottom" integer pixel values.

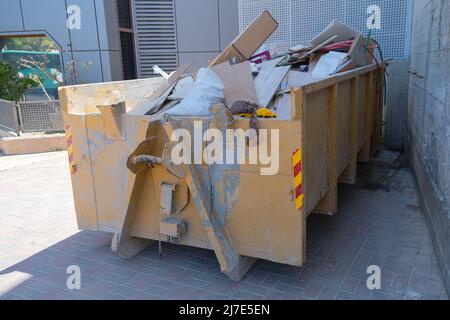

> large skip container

[{"left": 59, "top": 63, "right": 384, "bottom": 281}]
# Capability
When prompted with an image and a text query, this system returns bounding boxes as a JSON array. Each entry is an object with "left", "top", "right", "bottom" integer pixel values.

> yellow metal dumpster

[{"left": 59, "top": 62, "right": 384, "bottom": 281}]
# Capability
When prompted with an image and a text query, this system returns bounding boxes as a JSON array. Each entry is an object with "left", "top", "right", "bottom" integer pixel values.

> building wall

[
  {"left": 132, "top": 0, "right": 239, "bottom": 77},
  {"left": 240, "top": 0, "right": 414, "bottom": 60},
  {"left": 0, "top": 0, "right": 240, "bottom": 82},
  {"left": 0, "top": 0, "right": 122, "bottom": 84},
  {"left": 407, "top": 0, "right": 450, "bottom": 293},
  {"left": 176, "top": 0, "right": 239, "bottom": 72},
  {"left": 384, "top": 59, "right": 410, "bottom": 150}
]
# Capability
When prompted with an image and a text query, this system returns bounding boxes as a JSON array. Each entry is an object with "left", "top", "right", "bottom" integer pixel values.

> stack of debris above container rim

[{"left": 129, "top": 11, "right": 382, "bottom": 121}]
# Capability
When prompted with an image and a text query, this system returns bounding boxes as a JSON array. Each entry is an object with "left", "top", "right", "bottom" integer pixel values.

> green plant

[
  {"left": 3, "top": 37, "right": 58, "bottom": 52},
  {"left": 0, "top": 60, "right": 39, "bottom": 101}
]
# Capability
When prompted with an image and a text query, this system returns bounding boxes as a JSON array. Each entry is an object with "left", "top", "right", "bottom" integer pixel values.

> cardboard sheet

[
  {"left": 143, "top": 61, "right": 193, "bottom": 101},
  {"left": 129, "top": 61, "right": 193, "bottom": 115},
  {"left": 310, "top": 20, "right": 361, "bottom": 47},
  {"left": 211, "top": 61, "right": 258, "bottom": 106},
  {"left": 311, "top": 51, "right": 348, "bottom": 79},
  {"left": 348, "top": 35, "right": 373, "bottom": 67},
  {"left": 209, "top": 11, "right": 278, "bottom": 67},
  {"left": 254, "top": 57, "right": 291, "bottom": 108}
]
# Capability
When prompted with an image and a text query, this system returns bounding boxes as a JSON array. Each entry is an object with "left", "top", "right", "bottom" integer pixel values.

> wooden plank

[
  {"left": 335, "top": 81, "right": 352, "bottom": 176},
  {"left": 356, "top": 74, "right": 367, "bottom": 150},
  {"left": 301, "top": 91, "right": 329, "bottom": 215},
  {"left": 358, "top": 71, "right": 374, "bottom": 163},
  {"left": 314, "top": 84, "right": 338, "bottom": 215},
  {"left": 371, "top": 67, "right": 384, "bottom": 152},
  {"left": 339, "top": 77, "right": 359, "bottom": 184},
  {"left": 290, "top": 87, "right": 303, "bottom": 121}
]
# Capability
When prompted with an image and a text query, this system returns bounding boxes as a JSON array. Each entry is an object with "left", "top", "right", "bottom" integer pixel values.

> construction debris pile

[{"left": 130, "top": 11, "right": 380, "bottom": 120}]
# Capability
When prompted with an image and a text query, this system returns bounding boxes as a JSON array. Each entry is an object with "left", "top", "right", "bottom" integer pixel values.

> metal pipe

[{"left": 131, "top": 155, "right": 163, "bottom": 168}]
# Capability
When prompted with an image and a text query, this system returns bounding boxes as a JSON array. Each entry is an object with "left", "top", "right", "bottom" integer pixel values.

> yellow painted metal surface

[{"left": 59, "top": 64, "right": 384, "bottom": 269}]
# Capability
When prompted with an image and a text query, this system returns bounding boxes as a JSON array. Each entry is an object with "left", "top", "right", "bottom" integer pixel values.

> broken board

[
  {"left": 128, "top": 61, "right": 193, "bottom": 115},
  {"left": 129, "top": 83, "right": 176, "bottom": 116},
  {"left": 209, "top": 11, "right": 278, "bottom": 67},
  {"left": 211, "top": 61, "right": 258, "bottom": 106},
  {"left": 348, "top": 35, "right": 373, "bottom": 68},
  {"left": 254, "top": 57, "right": 291, "bottom": 108},
  {"left": 310, "top": 20, "right": 361, "bottom": 47}
]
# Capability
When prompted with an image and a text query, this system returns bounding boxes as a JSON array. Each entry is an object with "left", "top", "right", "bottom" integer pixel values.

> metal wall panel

[
  {"left": 133, "top": 0, "right": 178, "bottom": 77},
  {"left": 240, "top": 0, "right": 413, "bottom": 59},
  {"left": 0, "top": 99, "right": 19, "bottom": 134},
  {"left": 132, "top": 0, "right": 240, "bottom": 77},
  {"left": 175, "top": 0, "right": 220, "bottom": 52}
]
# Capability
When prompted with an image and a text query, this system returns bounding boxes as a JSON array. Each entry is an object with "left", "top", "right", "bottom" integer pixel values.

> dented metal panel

[{"left": 59, "top": 63, "right": 384, "bottom": 281}]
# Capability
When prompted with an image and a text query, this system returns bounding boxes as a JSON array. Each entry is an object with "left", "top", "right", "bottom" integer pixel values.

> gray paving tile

[{"left": 0, "top": 150, "right": 447, "bottom": 300}]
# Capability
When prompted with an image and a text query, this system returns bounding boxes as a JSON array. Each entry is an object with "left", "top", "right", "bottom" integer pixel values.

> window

[
  {"left": 0, "top": 35, "right": 63, "bottom": 100},
  {"left": 117, "top": 0, "right": 137, "bottom": 79}
]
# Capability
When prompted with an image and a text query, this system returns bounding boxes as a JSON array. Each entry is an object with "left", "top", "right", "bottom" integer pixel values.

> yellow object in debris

[
  {"left": 257, "top": 108, "right": 277, "bottom": 118},
  {"left": 237, "top": 113, "right": 253, "bottom": 118},
  {"left": 238, "top": 108, "right": 278, "bottom": 118}
]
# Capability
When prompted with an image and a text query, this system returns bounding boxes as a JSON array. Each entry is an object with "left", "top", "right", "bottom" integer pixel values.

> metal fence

[
  {"left": 0, "top": 99, "right": 64, "bottom": 135},
  {"left": 0, "top": 99, "right": 19, "bottom": 134},
  {"left": 17, "top": 100, "right": 64, "bottom": 133}
]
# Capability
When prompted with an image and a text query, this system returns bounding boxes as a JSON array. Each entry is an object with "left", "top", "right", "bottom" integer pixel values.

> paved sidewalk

[{"left": 0, "top": 151, "right": 447, "bottom": 300}]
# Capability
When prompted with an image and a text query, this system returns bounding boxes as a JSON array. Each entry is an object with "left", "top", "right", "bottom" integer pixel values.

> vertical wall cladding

[
  {"left": 132, "top": 0, "right": 239, "bottom": 77},
  {"left": 344, "top": 0, "right": 410, "bottom": 59},
  {"left": 240, "top": 0, "right": 413, "bottom": 59},
  {"left": 133, "top": 0, "right": 178, "bottom": 77},
  {"left": 291, "top": 0, "right": 346, "bottom": 46},
  {"left": 408, "top": 0, "right": 450, "bottom": 294},
  {"left": 240, "top": 0, "right": 293, "bottom": 52},
  {"left": 409, "top": 0, "right": 450, "bottom": 201}
]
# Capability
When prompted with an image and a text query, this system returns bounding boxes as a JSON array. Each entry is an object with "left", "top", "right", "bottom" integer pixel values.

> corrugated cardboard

[{"left": 209, "top": 11, "right": 278, "bottom": 67}]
